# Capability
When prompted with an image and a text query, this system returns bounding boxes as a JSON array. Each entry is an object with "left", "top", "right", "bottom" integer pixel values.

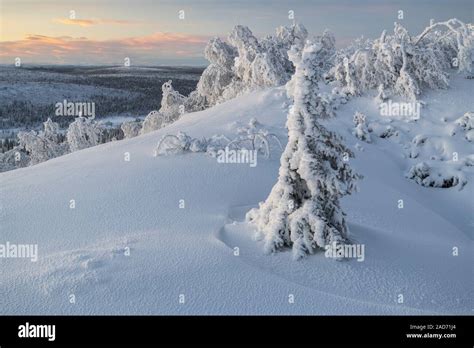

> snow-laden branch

[{"left": 414, "top": 18, "right": 467, "bottom": 45}]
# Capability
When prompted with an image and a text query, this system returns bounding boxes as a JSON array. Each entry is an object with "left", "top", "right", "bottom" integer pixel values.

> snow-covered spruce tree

[
  {"left": 246, "top": 41, "right": 361, "bottom": 260},
  {"left": 66, "top": 116, "right": 102, "bottom": 152},
  {"left": 18, "top": 118, "right": 68, "bottom": 165}
]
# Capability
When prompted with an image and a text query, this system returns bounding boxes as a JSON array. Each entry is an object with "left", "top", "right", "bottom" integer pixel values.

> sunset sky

[{"left": 0, "top": 0, "right": 472, "bottom": 66}]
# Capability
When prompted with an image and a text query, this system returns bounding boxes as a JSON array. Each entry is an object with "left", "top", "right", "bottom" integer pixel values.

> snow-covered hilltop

[{"left": 1, "top": 19, "right": 472, "bottom": 315}]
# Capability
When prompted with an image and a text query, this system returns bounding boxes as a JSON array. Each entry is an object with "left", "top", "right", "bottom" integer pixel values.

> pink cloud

[
  {"left": 54, "top": 18, "right": 141, "bottom": 27},
  {"left": 55, "top": 19, "right": 97, "bottom": 27},
  {"left": 0, "top": 32, "right": 211, "bottom": 64}
]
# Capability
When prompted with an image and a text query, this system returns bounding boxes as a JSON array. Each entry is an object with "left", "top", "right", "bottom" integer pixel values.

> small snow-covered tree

[
  {"left": 455, "top": 111, "right": 473, "bottom": 130},
  {"left": 406, "top": 161, "right": 466, "bottom": 189},
  {"left": 184, "top": 90, "right": 207, "bottom": 112},
  {"left": 141, "top": 81, "right": 188, "bottom": 133},
  {"left": 17, "top": 131, "right": 42, "bottom": 163},
  {"left": 121, "top": 120, "right": 142, "bottom": 138},
  {"left": 66, "top": 116, "right": 102, "bottom": 152},
  {"left": 229, "top": 24, "right": 310, "bottom": 89},
  {"left": 0, "top": 147, "right": 29, "bottom": 172},
  {"left": 196, "top": 62, "right": 235, "bottom": 106},
  {"left": 246, "top": 41, "right": 361, "bottom": 260},
  {"left": 456, "top": 111, "right": 474, "bottom": 142},
  {"left": 315, "top": 29, "right": 337, "bottom": 73},
  {"left": 154, "top": 131, "right": 194, "bottom": 156},
  {"left": 250, "top": 51, "right": 289, "bottom": 87},
  {"left": 143, "top": 80, "right": 188, "bottom": 133},
  {"left": 159, "top": 80, "right": 187, "bottom": 122},
  {"left": 228, "top": 25, "right": 261, "bottom": 84},
  {"left": 18, "top": 118, "right": 68, "bottom": 165},
  {"left": 141, "top": 110, "right": 165, "bottom": 134},
  {"left": 43, "top": 118, "right": 61, "bottom": 142},
  {"left": 353, "top": 111, "right": 371, "bottom": 143},
  {"left": 194, "top": 37, "right": 237, "bottom": 106},
  {"left": 153, "top": 131, "right": 230, "bottom": 156},
  {"left": 204, "top": 37, "right": 237, "bottom": 70},
  {"left": 227, "top": 118, "right": 282, "bottom": 159},
  {"left": 375, "top": 83, "right": 388, "bottom": 103},
  {"left": 274, "top": 23, "right": 308, "bottom": 56}
]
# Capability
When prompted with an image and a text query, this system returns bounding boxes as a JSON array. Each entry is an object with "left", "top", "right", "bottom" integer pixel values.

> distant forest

[{"left": 0, "top": 65, "right": 204, "bottom": 130}]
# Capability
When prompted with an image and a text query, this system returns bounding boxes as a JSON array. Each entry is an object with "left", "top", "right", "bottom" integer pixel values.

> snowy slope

[{"left": 1, "top": 77, "right": 472, "bottom": 315}]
